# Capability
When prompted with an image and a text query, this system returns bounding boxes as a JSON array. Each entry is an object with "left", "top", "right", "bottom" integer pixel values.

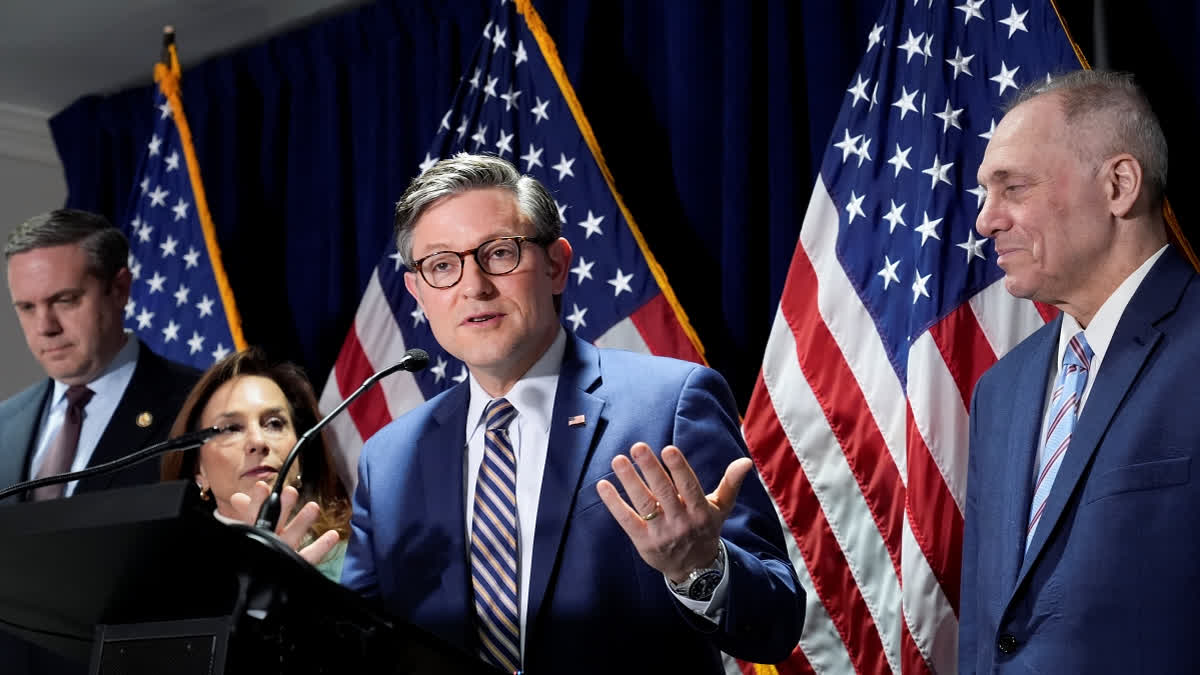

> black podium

[{"left": 0, "top": 481, "right": 499, "bottom": 674}]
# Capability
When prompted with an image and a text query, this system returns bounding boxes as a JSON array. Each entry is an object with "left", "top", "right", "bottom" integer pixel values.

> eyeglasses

[{"left": 411, "top": 235, "right": 549, "bottom": 289}]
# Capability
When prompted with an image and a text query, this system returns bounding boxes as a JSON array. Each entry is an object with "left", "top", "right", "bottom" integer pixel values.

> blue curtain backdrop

[{"left": 49, "top": 0, "right": 1199, "bottom": 410}]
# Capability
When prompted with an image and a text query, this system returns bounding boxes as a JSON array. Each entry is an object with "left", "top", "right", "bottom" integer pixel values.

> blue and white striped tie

[
  {"left": 472, "top": 398, "right": 521, "bottom": 671},
  {"left": 1027, "top": 331, "right": 1093, "bottom": 549}
]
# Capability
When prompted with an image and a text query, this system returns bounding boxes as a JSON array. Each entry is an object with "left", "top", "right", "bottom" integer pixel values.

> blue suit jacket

[
  {"left": 342, "top": 334, "right": 804, "bottom": 673},
  {"left": 960, "top": 247, "right": 1200, "bottom": 673}
]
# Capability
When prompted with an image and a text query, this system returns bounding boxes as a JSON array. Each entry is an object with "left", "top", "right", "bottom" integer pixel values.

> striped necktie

[
  {"left": 33, "top": 385, "right": 95, "bottom": 501},
  {"left": 471, "top": 398, "right": 521, "bottom": 671},
  {"left": 1027, "top": 331, "right": 1093, "bottom": 548}
]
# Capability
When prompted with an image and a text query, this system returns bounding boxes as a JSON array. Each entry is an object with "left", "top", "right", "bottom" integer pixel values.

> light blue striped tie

[
  {"left": 472, "top": 398, "right": 521, "bottom": 672},
  {"left": 1027, "top": 331, "right": 1093, "bottom": 549}
]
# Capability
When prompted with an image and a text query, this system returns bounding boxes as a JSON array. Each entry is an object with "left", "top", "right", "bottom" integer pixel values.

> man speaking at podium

[
  {"left": 341, "top": 154, "right": 804, "bottom": 674},
  {"left": 0, "top": 209, "right": 199, "bottom": 674}
]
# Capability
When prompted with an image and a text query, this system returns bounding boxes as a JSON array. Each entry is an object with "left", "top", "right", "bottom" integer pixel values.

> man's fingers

[
  {"left": 660, "top": 446, "right": 707, "bottom": 507},
  {"left": 629, "top": 444, "right": 682, "bottom": 518},
  {"left": 710, "top": 457, "right": 754, "bottom": 516},
  {"left": 610, "top": 447, "right": 660, "bottom": 518},
  {"left": 596, "top": 478, "right": 645, "bottom": 537}
]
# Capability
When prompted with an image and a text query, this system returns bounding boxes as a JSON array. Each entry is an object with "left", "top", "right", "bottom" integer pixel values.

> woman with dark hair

[{"left": 161, "top": 348, "right": 351, "bottom": 581}]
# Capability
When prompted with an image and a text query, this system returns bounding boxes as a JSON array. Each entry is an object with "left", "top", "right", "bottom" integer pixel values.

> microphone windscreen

[{"left": 404, "top": 348, "right": 430, "bottom": 371}]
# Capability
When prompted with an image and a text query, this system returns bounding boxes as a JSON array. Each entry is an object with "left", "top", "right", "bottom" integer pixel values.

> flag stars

[
  {"left": 196, "top": 295, "right": 215, "bottom": 318},
  {"left": 866, "top": 23, "right": 884, "bottom": 51},
  {"left": 440, "top": 109, "right": 452, "bottom": 131},
  {"left": 834, "top": 129, "right": 863, "bottom": 163},
  {"left": 915, "top": 211, "right": 944, "bottom": 246},
  {"left": 990, "top": 61, "right": 1020, "bottom": 95},
  {"left": 555, "top": 200, "right": 568, "bottom": 224},
  {"left": 847, "top": 75, "right": 870, "bottom": 107},
  {"left": 212, "top": 343, "right": 231, "bottom": 362},
  {"left": 456, "top": 115, "right": 469, "bottom": 139},
  {"left": 147, "top": 271, "right": 167, "bottom": 294},
  {"left": 844, "top": 191, "right": 867, "bottom": 224},
  {"left": 892, "top": 86, "right": 920, "bottom": 120},
  {"left": 140, "top": 178, "right": 150, "bottom": 194},
  {"left": 471, "top": 124, "right": 489, "bottom": 147},
  {"left": 521, "top": 144, "right": 544, "bottom": 171},
  {"left": 165, "top": 151, "right": 180, "bottom": 172},
  {"left": 148, "top": 185, "right": 169, "bottom": 207},
  {"left": 430, "top": 357, "right": 448, "bottom": 382},
  {"left": 968, "top": 184, "right": 988, "bottom": 209},
  {"left": 923, "top": 154, "right": 954, "bottom": 189},
  {"left": 934, "top": 99, "right": 965, "bottom": 132},
  {"left": 513, "top": 40, "right": 528, "bottom": 66},
  {"left": 552, "top": 153, "right": 576, "bottom": 181},
  {"left": 411, "top": 307, "right": 426, "bottom": 326},
  {"left": 500, "top": 85, "right": 521, "bottom": 111},
  {"left": 878, "top": 256, "right": 901, "bottom": 290},
  {"left": 187, "top": 331, "right": 205, "bottom": 355},
  {"left": 136, "top": 307, "right": 155, "bottom": 330},
  {"left": 566, "top": 303, "right": 588, "bottom": 331},
  {"left": 162, "top": 320, "right": 180, "bottom": 343},
  {"left": 173, "top": 284, "right": 190, "bottom": 306},
  {"left": 887, "top": 144, "right": 913, "bottom": 177},
  {"left": 531, "top": 97, "right": 550, "bottom": 124},
  {"left": 158, "top": 101, "right": 172, "bottom": 119},
  {"left": 495, "top": 130, "right": 514, "bottom": 157},
  {"left": 137, "top": 222, "right": 154, "bottom": 243},
  {"left": 980, "top": 118, "right": 997, "bottom": 140},
  {"left": 578, "top": 210, "right": 604, "bottom": 238},
  {"left": 571, "top": 257, "right": 595, "bottom": 284},
  {"left": 898, "top": 30, "right": 925, "bottom": 63},
  {"left": 129, "top": 258, "right": 142, "bottom": 281},
  {"left": 483, "top": 76, "right": 499, "bottom": 100},
  {"left": 183, "top": 247, "right": 201, "bottom": 269},
  {"left": 911, "top": 268, "right": 932, "bottom": 304},
  {"left": 148, "top": 134, "right": 162, "bottom": 156},
  {"left": 419, "top": 152, "right": 437, "bottom": 173},
  {"left": 955, "top": 0, "right": 986, "bottom": 25},
  {"left": 452, "top": 366, "right": 469, "bottom": 384},
  {"left": 882, "top": 200, "right": 907, "bottom": 233},
  {"left": 124, "top": 299, "right": 136, "bottom": 320},
  {"left": 159, "top": 235, "right": 178, "bottom": 257},
  {"left": 491, "top": 26, "right": 507, "bottom": 52},
  {"left": 172, "top": 198, "right": 190, "bottom": 221},
  {"left": 469, "top": 68, "right": 481, "bottom": 90},
  {"left": 853, "top": 137, "right": 873, "bottom": 167},
  {"left": 921, "top": 33, "right": 933, "bottom": 63},
  {"left": 946, "top": 47, "right": 975, "bottom": 79},
  {"left": 958, "top": 230, "right": 989, "bottom": 262},
  {"left": 999, "top": 4, "right": 1029, "bottom": 38},
  {"left": 607, "top": 269, "right": 634, "bottom": 297},
  {"left": 388, "top": 249, "right": 405, "bottom": 271}
]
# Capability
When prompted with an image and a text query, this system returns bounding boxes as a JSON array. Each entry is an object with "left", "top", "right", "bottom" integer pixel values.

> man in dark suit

[
  {"left": 960, "top": 70, "right": 1200, "bottom": 672},
  {"left": 0, "top": 209, "right": 200, "bottom": 672},
  {"left": 341, "top": 154, "right": 804, "bottom": 673}
]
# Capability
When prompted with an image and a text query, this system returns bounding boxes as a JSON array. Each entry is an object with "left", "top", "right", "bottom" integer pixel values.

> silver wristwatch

[{"left": 669, "top": 540, "right": 726, "bottom": 602}]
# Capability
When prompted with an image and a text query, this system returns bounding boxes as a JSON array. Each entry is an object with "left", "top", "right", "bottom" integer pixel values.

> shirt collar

[
  {"left": 466, "top": 327, "right": 567, "bottom": 436},
  {"left": 52, "top": 333, "right": 140, "bottom": 406},
  {"left": 1058, "top": 244, "right": 1167, "bottom": 366}
]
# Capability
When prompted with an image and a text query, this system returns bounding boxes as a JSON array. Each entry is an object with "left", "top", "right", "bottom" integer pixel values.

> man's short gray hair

[
  {"left": 393, "top": 153, "right": 561, "bottom": 267},
  {"left": 4, "top": 209, "right": 129, "bottom": 283},
  {"left": 1008, "top": 70, "right": 1168, "bottom": 205}
]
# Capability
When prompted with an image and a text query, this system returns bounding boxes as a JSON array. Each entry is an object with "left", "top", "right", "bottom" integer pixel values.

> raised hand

[{"left": 230, "top": 480, "right": 341, "bottom": 565}]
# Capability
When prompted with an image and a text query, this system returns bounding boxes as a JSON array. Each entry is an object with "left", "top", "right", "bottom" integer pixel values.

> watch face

[{"left": 687, "top": 570, "right": 723, "bottom": 601}]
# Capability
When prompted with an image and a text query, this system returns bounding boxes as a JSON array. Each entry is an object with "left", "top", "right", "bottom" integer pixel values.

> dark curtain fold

[{"left": 48, "top": 0, "right": 1196, "bottom": 409}]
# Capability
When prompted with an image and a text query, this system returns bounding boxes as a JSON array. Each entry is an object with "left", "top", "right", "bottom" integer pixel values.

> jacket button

[{"left": 997, "top": 633, "right": 1018, "bottom": 653}]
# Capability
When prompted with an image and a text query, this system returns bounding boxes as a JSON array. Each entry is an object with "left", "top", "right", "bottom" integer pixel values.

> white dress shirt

[{"left": 29, "top": 334, "right": 141, "bottom": 496}]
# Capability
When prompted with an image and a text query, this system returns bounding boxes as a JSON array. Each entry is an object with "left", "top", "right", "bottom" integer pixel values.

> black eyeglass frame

[{"left": 410, "top": 235, "right": 552, "bottom": 289}]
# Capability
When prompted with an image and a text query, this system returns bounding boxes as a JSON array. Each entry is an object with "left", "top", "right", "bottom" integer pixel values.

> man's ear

[
  {"left": 545, "top": 237, "right": 573, "bottom": 295},
  {"left": 1106, "top": 153, "right": 1143, "bottom": 218},
  {"left": 110, "top": 266, "right": 133, "bottom": 303},
  {"left": 403, "top": 270, "right": 425, "bottom": 311}
]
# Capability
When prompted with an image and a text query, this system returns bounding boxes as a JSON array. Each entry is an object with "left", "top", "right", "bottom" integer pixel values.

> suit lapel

[
  {"left": 1016, "top": 249, "right": 1187, "bottom": 587},
  {"left": 525, "top": 335, "right": 606, "bottom": 641},
  {"left": 0, "top": 381, "right": 51, "bottom": 496},
  {"left": 425, "top": 383, "right": 473, "bottom": 637},
  {"left": 1000, "top": 322, "right": 1058, "bottom": 594}
]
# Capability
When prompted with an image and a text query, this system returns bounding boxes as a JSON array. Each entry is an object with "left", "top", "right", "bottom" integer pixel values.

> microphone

[
  {"left": 254, "top": 348, "right": 430, "bottom": 531},
  {"left": 0, "top": 426, "right": 228, "bottom": 502}
]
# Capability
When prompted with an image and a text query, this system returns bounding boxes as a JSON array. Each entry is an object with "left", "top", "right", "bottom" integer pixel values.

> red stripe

[
  {"left": 774, "top": 646, "right": 818, "bottom": 675},
  {"left": 901, "top": 615, "right": 934, "bottom": 675},
  {"left": 743, "top": 373, "right": 891, "bottom": 675},
  {"left": 629, "top": 292, "right": 704, "bottom": 363},
  {"left": 333, "top": 324, "right": 393, "bottom": 441},
  {"left": 927, "top": 302, "right": 998, "bottom": 410},
  {"left": 904, "top": 406, "right": 963, "bottom": 614},
  {"left": 1034, "top": 301, "right": 1059, "bottom": 323},
  {"left": 779, "top": 244, "right": 905, "bottom": 581}
]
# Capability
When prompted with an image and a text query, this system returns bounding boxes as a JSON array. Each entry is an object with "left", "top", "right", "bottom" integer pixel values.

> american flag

[
  {"left": 742, "top": 1, "right": 1078, "bottom": 673},
  {"left": 121, "top": 40, "right": 246, "bottom": 369},
  {"left": 319, "top": 0, "right": 704, "bottom": 492}
]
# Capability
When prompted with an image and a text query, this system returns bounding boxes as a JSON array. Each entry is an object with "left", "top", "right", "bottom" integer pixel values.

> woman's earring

[
  {"left": 197, "top": 481, "right": 211, "bottom": 501},
  {"left": 293, "top": 474, "right": 303, "bottom": 491}
]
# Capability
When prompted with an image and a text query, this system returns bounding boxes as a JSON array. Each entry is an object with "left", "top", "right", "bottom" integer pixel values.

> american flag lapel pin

[{"left": 567, "top": 414, "right": 586, "bottom": 427}]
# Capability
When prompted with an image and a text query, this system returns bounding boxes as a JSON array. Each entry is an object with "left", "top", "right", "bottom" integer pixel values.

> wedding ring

[{"left": 641, "top": 502, "right": 661, "bottom": 521}]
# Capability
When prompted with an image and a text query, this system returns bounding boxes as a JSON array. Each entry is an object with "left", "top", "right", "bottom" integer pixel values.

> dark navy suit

[
  {"left": 960, "top": 247, "right": 1200, "bottom": 673},
  {"left": 342, "top": 333, "right": 804, "bottom": 673}
]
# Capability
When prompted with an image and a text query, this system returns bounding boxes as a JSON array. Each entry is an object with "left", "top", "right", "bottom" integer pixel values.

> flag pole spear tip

[{"left": 160, "top": 25, "right": 175, "bottom": 66}]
